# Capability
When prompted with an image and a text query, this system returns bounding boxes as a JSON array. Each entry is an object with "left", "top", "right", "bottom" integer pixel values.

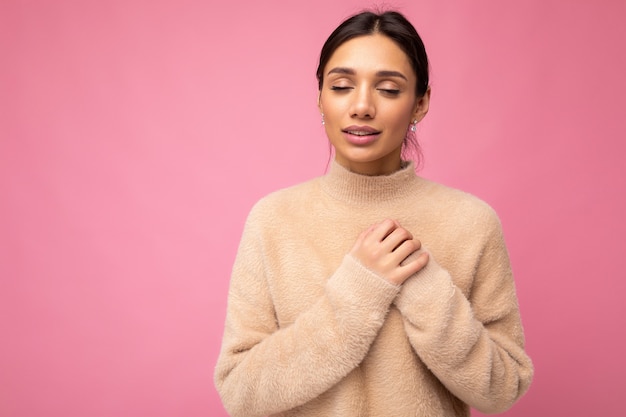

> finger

[
  {"left": 354, "top": 224, "right": 375, "bottom": 247},
  {"left": 382, "top": 227, "right": 413, "bottom": 252},
  {"left": 390, "top": 239, "right": 420, "bottom": 263},
  {"left": 387, "top": 252, "right": 429, "bottom": 285},
  {"left": 350, "top": 222, "right": 383, "bottom": 257},
  {"left": 369, "top": 219, "right": 398, "bottom": 242},
  {"left": 401, "top": 251, "right": 430, "bottom": 276}
]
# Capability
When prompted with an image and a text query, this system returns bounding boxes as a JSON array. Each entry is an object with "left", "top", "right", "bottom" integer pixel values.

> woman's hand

[{"left": 350, "top": 219, "right": 429, "bottom": 286}]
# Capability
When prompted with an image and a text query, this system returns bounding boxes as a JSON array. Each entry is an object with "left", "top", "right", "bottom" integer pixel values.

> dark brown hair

[
  {"left": 316, "top": 10, "right": 430, "bottom": 163},
  {"left": 316, "top": 10, "right": 430, "bottom": 98}
]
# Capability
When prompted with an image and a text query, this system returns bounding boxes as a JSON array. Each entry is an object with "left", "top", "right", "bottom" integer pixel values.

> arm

[
  {"left": 214, "top": 214, "right": 401, "bottom": 417},
  {"left": 394, "top": 216, "right": 533, "bottom": 414}
]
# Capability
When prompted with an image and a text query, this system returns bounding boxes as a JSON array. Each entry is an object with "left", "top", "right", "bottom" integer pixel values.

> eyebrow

[{"left": 327, "top": 67, "right": 408, "bottom": 81}]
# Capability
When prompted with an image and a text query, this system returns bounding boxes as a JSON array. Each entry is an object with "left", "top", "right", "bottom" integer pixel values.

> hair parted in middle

[{"left": 316, "top": 10, "right": 430, "bottom": 98}]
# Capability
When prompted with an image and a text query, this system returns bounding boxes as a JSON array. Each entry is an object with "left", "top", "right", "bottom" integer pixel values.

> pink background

[{"left": 1, "top": 1, "right": 625, "bottom": 416}]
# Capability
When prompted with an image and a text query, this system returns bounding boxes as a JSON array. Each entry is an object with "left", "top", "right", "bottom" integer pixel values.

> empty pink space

[{"left": 1, "top": 1, "right": 624, "bottom": 416}]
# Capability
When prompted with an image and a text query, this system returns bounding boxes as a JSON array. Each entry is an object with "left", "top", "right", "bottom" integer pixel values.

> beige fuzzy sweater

[{"left": 215, "top": 161, "right": 533, "bottom": 417}]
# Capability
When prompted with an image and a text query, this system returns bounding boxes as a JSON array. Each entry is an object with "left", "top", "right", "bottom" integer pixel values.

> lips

[
  {"left": 342, "top": 125, "right": 381, "bottom": 145},
  {"left": 342, "top": 125, "right": 381, "bottom": 136}
]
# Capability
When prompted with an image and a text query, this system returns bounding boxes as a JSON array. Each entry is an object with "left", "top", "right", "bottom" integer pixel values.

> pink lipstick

[{"left": 342, "top": 125, "right": 381, "bottom": 146}]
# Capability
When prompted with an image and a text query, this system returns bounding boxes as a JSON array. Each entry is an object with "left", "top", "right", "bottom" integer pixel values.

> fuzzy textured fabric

[{"left": 215, "top": 160, "right": 533, "bottom": 417}]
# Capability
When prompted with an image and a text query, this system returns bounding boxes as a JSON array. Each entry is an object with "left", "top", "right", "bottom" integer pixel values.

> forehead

[{"left": 325, "top": 34, "right": 414, "bottom": 78}]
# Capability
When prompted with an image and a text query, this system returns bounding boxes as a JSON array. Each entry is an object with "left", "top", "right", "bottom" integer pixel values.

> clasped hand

[{"left": 350, "top": 219, "right": 429, "bottom": 286}]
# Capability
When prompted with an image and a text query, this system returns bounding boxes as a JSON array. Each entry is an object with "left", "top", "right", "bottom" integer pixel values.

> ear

[
  {"left": 412, "top": 87, "right": 431, "bottom": 124},
  {"left": 317, "top": 91, "right": 323, "bottom": 113}
]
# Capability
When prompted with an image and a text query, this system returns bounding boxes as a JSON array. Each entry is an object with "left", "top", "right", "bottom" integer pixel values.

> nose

[{"left": 350, "top": 86, "right": 375, "bottom": 119}]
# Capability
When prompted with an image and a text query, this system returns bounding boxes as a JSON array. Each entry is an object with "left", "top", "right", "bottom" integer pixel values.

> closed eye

[
  {"left": 378, "top": 89, "right": 400, "bottom": 95},
  {"left": 330, "top": 86, "right": 352, "bottom": 91}
]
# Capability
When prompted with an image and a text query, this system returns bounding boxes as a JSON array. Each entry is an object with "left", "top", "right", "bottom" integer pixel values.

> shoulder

[
  {"left": 244, "top": 176, "right": 323, "bottom": 228},
  {"left": 416, "top": 177, "right": 503, "bottom": 234}
]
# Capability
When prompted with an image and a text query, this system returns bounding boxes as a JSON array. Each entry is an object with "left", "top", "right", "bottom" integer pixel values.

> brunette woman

[{"left": 215, "top": 10, "right": 533, "bottom": 417}]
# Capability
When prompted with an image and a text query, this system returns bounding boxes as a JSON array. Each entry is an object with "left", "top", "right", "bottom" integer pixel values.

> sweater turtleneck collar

[{"left": 320, "top": 159, "right": 421, "bottom": 204}]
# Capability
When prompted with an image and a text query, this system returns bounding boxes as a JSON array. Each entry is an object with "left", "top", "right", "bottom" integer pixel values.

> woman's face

[{"left": 319, "top": 34, "right": 429, "bottom": 175}]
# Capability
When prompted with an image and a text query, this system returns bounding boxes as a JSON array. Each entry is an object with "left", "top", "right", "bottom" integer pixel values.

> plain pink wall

[{"left": 1, "top": 1, "right": 625, "bottom": 416}]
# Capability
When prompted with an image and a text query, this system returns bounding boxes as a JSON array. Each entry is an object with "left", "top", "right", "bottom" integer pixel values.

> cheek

[
  {"left": 320, "top": 98, "right": 344, "bottom": 123},
  {"left": 383, "top": 103, "right": 414, "bottom": 128}
]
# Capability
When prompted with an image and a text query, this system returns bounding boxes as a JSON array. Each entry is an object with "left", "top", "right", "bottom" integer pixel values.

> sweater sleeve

[
  {"left": 214, "top": 208, "right": 400, "bottom": 417},
  {"left": 394, "top": 213, "right": 534, "bottom": 414}
]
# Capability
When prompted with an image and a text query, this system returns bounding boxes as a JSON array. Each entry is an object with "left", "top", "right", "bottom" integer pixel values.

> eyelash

[{"left": 329, "top": 86, "right": 400, "bottom": 95}]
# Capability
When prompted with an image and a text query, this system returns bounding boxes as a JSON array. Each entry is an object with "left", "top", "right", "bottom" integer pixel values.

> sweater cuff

[
  {"left": 326, "top": 254, "right": 401, "bottom": 317},
  {"left": 394, "top": 251, "right": 455, "bottom": 315}
]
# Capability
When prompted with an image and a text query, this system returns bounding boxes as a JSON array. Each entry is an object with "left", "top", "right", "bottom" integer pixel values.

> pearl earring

[
  {"left": 321, "top": 113, "right": 325, "bottom": 125},
  {"left": 410, "top": 120, "right": 417, "bottom": 132}
]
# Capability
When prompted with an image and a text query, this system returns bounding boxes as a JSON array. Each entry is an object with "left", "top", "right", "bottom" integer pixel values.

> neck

[{"left": 334, "top": 152, "right": 403, "bottom": 176}]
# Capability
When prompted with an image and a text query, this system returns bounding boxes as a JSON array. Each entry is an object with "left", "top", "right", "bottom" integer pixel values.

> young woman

[{"left": 215, "top": 10, "right": 533, "bottom": 417}]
